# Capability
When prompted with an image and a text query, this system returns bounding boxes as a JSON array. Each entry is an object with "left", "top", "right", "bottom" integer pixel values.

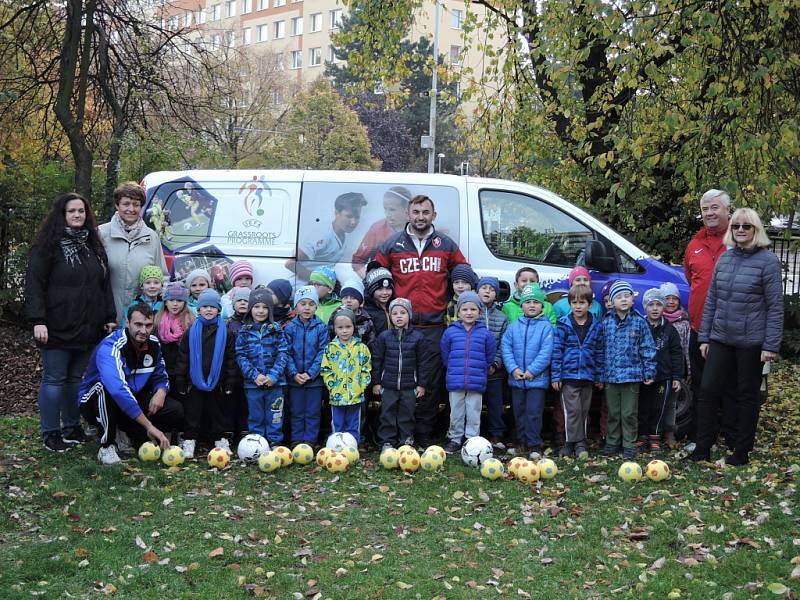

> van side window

[{"left": 480, "top": 190, "right": 593, "bottom": 267}]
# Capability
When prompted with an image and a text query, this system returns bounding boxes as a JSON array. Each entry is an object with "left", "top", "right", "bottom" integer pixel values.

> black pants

[
  {"left": 183, "top": 387, "right": 231, "bottom": 441},
  {"left": 696, "top": 342, "right": 763, "bottom": 457},
  {"left": 81, "top": 384, "right": 184, "bottom": 448},
  {"left": 689, "top": 329, "right": 737, "bottom": 444},
  {"left": 639, "top": 380, "right": 672, "bottom": 436},
  {"left": 378, "top": 388, "right": 417, "bottom": 446},
  {"left": 415, "top": 325, "right": 445, "bottom": 445}
]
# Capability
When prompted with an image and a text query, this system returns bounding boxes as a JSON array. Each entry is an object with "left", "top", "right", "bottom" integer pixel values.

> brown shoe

[{"left": 664, "top": 431, "right": 678, "bottom": 449}]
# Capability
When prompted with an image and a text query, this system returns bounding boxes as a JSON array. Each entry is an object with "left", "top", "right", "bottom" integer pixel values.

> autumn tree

[{"left": 262, "top": 78, "right": 379, "bottom": 171}]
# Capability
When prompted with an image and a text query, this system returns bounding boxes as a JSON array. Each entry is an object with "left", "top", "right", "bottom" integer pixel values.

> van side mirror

[
  {"left": 585, "top": 240, "right": 616, "bottom": 273},
  {"left": 497, "top": 280, "right": 511, "bottom": 303}
]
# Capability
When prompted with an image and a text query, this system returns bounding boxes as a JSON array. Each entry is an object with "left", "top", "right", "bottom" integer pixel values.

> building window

[
  {"left": 226, "top": 30, "right": 235, "bottom": 47},
  {"left": 274, "top": 0, "right": 285, "bottom": 6},
  {"left": 329, "top": 8, "right": 342, "bottom": 29},
  {"left": 271, "top": 89, "right": 284, "bottom": 104},
  {"left": 309, "top": 12, "right": 322, "bottom": 32},
  {"left": 451, "top": 8, "right": 463, "bottom": 29},
  {"left": 275, "top": 52, "right": 284, "bottom": 70},
  {"left": 243, "top": 27, "right": 252, "bottom": 44},
  {"left": 327, "top": 45, "right": 338, "bottom": 63},
  {"left": 291, "top": 16, "right": 303, "bottom": 36},
  {"left": 211, "top": 34, "right": 221, "bottom": 50},
  {"left": 449, "top": 45, "right": 461, "bottom": 66},
  {"left": 196, "top": 8, "right": 206, "bottom": 24},
  {"left": 309, "top": 47, "right": 321, "bottom": 66},
  {"left": 257, "top": 0, "right": 267, "bottom": 9},
  {"left": 211, "top": 4, "right": 221, "bottom": 20},
  {"left": 258, "top": 24, "right": 268, "bottom": 41},
  {"left": 183, "top": 10, "right": 192, "bottom": 27},
  {"left": 291, "top": 50, "right": 302, "bottom": 69},
  {"left": 226, "top": 0, "right": 236, "bottom": 17},
  {"left": 274, "top": 20, "right": 285, "bottom": 38},
  {"left": 169, "top": 15, "right": 178, "bottom": 30},
  {"left": 241, "top": 0, "right": 251, "bottom": 14}
]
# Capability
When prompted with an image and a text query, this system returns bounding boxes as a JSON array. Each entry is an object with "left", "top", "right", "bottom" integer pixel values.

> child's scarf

[
  {"left": 189, "top": 316, "right": 227, "bottom": 391},
  {"left": 662, "top": 307, "right": 685, "bottom": 324},
  {"left": 158, "top": 311, "right": 185, "bottom": 343}
]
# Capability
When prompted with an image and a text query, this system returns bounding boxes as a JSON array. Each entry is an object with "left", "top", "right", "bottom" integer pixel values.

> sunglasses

[{"left": 731, "top": 223, "right": 753, "bottom": 231}]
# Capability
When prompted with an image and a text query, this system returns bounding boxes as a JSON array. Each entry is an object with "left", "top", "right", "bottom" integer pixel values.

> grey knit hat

[
  {"left": 642, "top": 287, "right": 665, "bottom": 306},
  {"left": 389, "top": 297, "right": 412, "bottom": 320}
]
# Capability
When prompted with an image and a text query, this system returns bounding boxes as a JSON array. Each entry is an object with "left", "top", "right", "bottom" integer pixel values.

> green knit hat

[
  {"left": 520, "top": 283, "right": 546, "bottom": 305},
  {"left": 139, "top": 265, "right": 163, "bottom": 286},
  {"left": 309, "top": 265, "right": 336, "bottom": 290}
]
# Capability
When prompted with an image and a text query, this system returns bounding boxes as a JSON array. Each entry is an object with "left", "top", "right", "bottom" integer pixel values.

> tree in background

[
  {"left": 335, "top": 0, "right": 799, "bottom": 261},
  {"left": 327, "top": 6, "right": 463, "bottom": 172},
  {"left": 262, "top": 78, "right": 379, "bottom": 171}
]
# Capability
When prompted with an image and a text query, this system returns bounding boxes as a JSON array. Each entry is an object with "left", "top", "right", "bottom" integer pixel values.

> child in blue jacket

[
  {"left": 284, "top": 286, "right": 329, "bottom": 447},
  {"left": 235, "top": 288, "right": 289, "bottom": 445},
  {"left": 501, "top": 284, "right": 554, "bottom": 459},
  {"left": 551, "top": 284, "right": 604, "bottom": 460},
  {"left": 601, "top": 280, "right": 657, "bottom": 459},
  {"left": 440, "top": 291, "right": 497, "bottom": 454}
]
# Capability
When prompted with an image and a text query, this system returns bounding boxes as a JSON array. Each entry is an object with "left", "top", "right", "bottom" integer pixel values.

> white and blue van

[{"left": 140, "top": 169, "right": 689, "bottom": 309}]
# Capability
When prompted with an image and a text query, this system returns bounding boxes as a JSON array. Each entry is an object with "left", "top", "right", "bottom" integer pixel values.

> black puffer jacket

[
  {"left": 371, "top": 326, "right": 429, "bottom": 390},
  {"left": 24, "top": 241, "right": 116, "bottom": 350},
  {"left": 648, "top": 317, "right": 683, "bottom": 381},
  {"left": 363, "top": 297, "right": 390, "bottom": 335},
  {"left": 699, "top": 246, "right": 784, "bottom": 352}
]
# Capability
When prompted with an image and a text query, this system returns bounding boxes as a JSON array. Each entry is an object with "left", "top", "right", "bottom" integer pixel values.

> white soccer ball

[
  {"left": 236, "top": 434, "right": 270, "bottom": 463},
  {"left": 326, "top": 432, "right": 358, "bottom": 452},
  {"left": 461, "top": 436, "right": 493, "bottom": 468}
]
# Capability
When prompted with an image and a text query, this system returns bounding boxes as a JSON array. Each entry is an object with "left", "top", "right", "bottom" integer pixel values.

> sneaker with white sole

[
  {"left": 43, "top": 432, "right": 71, "bottom": 453},
  {"left": 683, "top": 442, "right": 697, "bottom": 454},
  {"left": 62, "top": 426, "right": 88, "bottom": 445},
  {"left": 97, "top": 445, "right": 121, "bottom": 465},
  {"left": 214, "top": 437, "right": 231, "bottom": 451},
  {"left": 181, "top": 439, "right": 196, "bottom": 459},
  {"left": 115, "top": 430, "right": 134, "bottom": 454}
]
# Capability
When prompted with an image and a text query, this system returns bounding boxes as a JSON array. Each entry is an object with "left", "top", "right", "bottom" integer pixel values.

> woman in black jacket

[
  {"left": 25, "top": 193, "right": 116, "bottom": 452},
  {"left": 690, "top": 208, "right": 783, "bottom": 466}
]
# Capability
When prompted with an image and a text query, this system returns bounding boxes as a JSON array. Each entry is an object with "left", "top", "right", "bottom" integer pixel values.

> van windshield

[{"left": 480, "top": 189, "right": 593, "bottom": 267}]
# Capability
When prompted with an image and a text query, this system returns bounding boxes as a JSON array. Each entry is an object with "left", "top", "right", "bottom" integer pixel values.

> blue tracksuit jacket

[
  {"left": 501, "top": 315, "right": 554, "bottom": 389},
  {"left": 551, "top": 314, "right": 605, "bottom": 383},
  {"left": 235, "top": 320, "right": 289, "bottom": 388},
  {"left": 601, "top": 310, "right": 657, "bottom": 384},
  {"left": 284, "top": 315, "right": 329, "bottom": 387}
]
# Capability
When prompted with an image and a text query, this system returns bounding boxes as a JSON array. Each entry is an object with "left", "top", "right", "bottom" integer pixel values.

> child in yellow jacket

[{"left": 321, "top": 308, "right": 371, "bottom": 441}]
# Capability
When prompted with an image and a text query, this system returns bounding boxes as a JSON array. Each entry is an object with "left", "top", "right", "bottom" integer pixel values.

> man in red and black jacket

[
  {"left": 373, "top": 195, "right": 469, "bottom": 448},
  {"left": 682, "top": 188, "right": 731, "bottom": 449}
]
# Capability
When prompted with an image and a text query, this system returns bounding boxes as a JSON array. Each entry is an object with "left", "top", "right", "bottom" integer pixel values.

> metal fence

[{"left": 772, "top": 235, "right": 800, "bottom": 295}]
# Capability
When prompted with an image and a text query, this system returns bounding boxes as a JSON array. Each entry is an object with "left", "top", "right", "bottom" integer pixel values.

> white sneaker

[
  {"left": 98, "top": 445, "right": 121, "bottom": 465},
  {"left": 181, "top": 439, "right": 196, "bottom": 459},
  {"left": 529, "top": 450, "right": 542, "bottom": 461},
  {"left": 214, "top": 437, "right": 230, "bottom": 451},
  {"left": 115, "top": 430, "right": 134, "bottom": 454},
  {"left": 683, "top": 442, "right": 697, "bottom": 454}
]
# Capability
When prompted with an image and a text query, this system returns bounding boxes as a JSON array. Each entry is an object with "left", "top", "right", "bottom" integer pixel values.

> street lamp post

[
  {"left": 426, "top": 0, "right": 441, "bottom": 174},
  {"left": 437, "top": 153, "right": 445, "bottom": 173}
]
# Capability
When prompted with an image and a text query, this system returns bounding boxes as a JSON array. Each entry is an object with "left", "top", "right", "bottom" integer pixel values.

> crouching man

[{"left": 78, "top": 303, "right": 183, "bottom": 464}]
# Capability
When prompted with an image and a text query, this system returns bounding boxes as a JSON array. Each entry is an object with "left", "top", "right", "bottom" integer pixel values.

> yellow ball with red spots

[
  {"left": 273, "top": 446, "right": 294, "bottom": 467},
  {"left": 399, "top": 449, "right": 421, "bottom": 473},
  {"left": 645, "top": 460, "right": 670, "bottom": 481},
  {"left": 325, "top": 451, "right": 350, "bottom": 473},
  {"left": 515, "top": 460, "right": 540, "bottom": 484},
  {"left": 316, "top": 447, "right": 332, "bottom": 467},
  {"left": 207, "top": 446, "right": 230, "bottom": 469}
]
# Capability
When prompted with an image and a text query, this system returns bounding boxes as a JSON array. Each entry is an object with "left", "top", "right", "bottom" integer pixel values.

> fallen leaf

[
  {"left": 142, "top": 551, "right": 159, "bottom": 563},
  {"left": 767, "top": 583, "right": 788, "bottom": 595},
  {"left": 208, "top": 547, "right": 224, "bottom": 559},
  {"left": 74, "top": 548, "right": 89, "bottom": 558},
  {"left": 396, "top": 581, "right": 413, "bottom": 589},
  {"left": 370, "top": 554, "right": 384, "bottom": 562},
  {"left": 335, "top": 568, "right": 348, "bottom": 577},
  {"left": 101, "top": 583, "right": 117, "bottom": 595}
]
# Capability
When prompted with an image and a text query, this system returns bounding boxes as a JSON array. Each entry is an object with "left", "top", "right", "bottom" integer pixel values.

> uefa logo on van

[{"left": 239, "top": 175, "right": 271, "bottom": 228}]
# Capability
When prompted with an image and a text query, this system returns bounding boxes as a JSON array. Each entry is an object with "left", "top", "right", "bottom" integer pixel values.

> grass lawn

[{"left": 2, "top": 363, "right": 799, "bottom": 599}]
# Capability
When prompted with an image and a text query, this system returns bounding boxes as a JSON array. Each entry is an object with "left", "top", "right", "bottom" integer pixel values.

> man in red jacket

[
  {"left": 373, "top": 195, "right": 469, "bottom": 448},
  {"left": 683, "top": 189, "right": 730, "bottom": 450}
]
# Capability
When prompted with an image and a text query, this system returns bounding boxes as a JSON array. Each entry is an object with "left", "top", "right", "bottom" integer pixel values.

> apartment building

[{"left": 153, "top": 0, "right": 499, "bottom": 94}]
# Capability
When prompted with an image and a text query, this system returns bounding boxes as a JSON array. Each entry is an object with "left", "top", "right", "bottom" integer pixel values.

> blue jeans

[
  {"left": 289, "top": 385, "right": 323, "bottom": 444},
  {"left": 245, "top": 387, "right": 284, "bottom": 444},
  {"left": 38, "top": 347, "right": 92, "bottom": 435},
  {"left": 331, "top": 403, "right": 362, "bottom": 441},
  {"left": 483, "top": 378, "right": 505, "bottom": 438},
  {"left": 511, "top": 388, "right": 545, "bottom": 448}
]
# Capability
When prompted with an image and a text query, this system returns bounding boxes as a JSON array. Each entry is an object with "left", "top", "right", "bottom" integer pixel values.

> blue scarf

[{"left": 188, "top": 315, "right": 227, "bottom": 391}]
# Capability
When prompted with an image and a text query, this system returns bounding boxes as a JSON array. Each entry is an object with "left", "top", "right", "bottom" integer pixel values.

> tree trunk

[{"left": 104, "top": 135, "right": 122, "bottom": 218}]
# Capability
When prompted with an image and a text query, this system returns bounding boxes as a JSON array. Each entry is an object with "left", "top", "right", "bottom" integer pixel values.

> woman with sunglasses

[{"left": 689, "top": 208, "right": 783, "bottom": 465}]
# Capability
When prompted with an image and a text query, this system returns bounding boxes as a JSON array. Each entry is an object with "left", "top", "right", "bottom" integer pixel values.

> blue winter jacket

[
  {"left": 501, "top": 315, "right": 554, "bottom": 389},
  {"left": 551, "top": 314, "right": 604, "bottom": 383},
  {"left": 78, "top": 329, "right": 170, "bottom": 420},
  {"left": 601, "top": 310, "right": 657, "bottom": 384},
  {"left": 284, "top": 315, "right": 329, "bottom": 387},
  {"left": 235, "top": 320, "right": 289, "bottom": 388},
  {"left": 440, "top": 320, "right": 497, "bottom": 393}
]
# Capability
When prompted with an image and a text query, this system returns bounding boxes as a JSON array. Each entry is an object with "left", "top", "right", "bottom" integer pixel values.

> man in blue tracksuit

[{"left": 79, "top": 303, "right": 182, "bottom": 465}]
